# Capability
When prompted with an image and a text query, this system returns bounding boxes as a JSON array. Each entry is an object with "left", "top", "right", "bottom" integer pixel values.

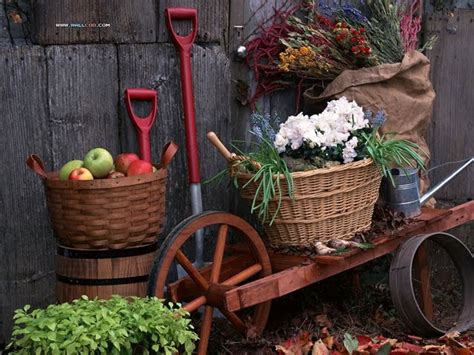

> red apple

[
  {"left": 107, "top": 171, "right": 126, "bottom": 179},
  {"left": 114, "top": 153, "right": 140, "bottom": 174},
  {"left": 127, "top": 160, "right": 153, "bottom": 176},
  {"left": 69, "top": 168, "right": 94, "bottom": 180}
]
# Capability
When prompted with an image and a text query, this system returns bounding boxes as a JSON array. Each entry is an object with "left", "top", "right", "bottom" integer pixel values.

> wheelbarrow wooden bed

[{"left": 147, "top": 201, "right": 474, "bottom": 354}]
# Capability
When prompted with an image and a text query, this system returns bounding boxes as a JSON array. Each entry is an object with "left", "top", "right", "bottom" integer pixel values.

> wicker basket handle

[
  {"left": 26, "top": 154, "right": 48, "bottom": 179},
  {"left": 207, "top": 131, "right": 235, "bottom": 161},
  {"left": 159, "top": 141, "right": 178, "bottom": 169}
]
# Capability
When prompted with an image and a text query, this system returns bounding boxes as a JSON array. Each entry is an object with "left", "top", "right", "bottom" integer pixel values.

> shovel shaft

[
  {"left": 190, "top": 183, "right": 204, "bottom": 267},
  {"left": 124, "top": 88, "right": 157, "bottom": 163},
  {"left": 166, "top": 7, "right": 200, "bottom": 183},
  {"left": 179, "top": 49, "right": 201, "bottom": 183},
  {"left": 137, "top": 133, "right": 152, "bottom": 163}
]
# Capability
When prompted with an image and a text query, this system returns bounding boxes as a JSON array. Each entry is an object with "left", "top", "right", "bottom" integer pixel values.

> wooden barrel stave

[{"left": 56, "top": 243, "right": 157, "bottom": 303}]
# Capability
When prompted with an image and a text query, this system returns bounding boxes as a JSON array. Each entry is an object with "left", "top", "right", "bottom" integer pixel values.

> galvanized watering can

[{"left": 383, "top": 158, "right": 473, "bottom": 217}]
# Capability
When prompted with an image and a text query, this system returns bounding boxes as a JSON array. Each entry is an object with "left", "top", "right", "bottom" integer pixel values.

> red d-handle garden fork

[
  {"left": 166, "top": 7, "right": 204, "bottom": 267},
  {"left": 124, "top": 88, "right": 157, "bottom": 163}
]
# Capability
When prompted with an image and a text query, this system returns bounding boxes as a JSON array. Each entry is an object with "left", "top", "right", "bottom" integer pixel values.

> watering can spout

[{"left": 419, "top": 157, "right": 474, "bottom": 205}]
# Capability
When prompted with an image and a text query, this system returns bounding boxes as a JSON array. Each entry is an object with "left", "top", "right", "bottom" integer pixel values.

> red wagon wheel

[{"left": 147, "top": 211, "right": 272, "bottom": 354}]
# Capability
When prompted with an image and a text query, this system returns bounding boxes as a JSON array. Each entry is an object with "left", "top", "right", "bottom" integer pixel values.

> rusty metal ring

[{"left": 389, "top": 232, "right": 474, "bottom": 336}]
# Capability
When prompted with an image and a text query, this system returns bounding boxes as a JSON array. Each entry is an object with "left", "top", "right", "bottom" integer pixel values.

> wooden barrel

[{"left": 56, "top": 243, "right": 157, "bottom": 303}]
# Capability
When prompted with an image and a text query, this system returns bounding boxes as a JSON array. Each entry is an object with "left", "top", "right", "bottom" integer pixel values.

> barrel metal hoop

[
  {"left": 57, "top": 242, "right": 158, "bottom": 259},
  {"left": 389, "top": 232, "right": 474, "bottom": 336},
  {"left": 56, "top": 274, "right": 149, "bottom": 286}
]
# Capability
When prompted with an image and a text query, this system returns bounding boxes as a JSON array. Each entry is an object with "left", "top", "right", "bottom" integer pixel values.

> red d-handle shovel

[
  {"left": 165, "top": 8, "right": 204, "bottom": 267},
  {"left": 165, "top": 8, "right": 199, "bottom": 183},
  {"left": 124, "top": 88, "right": 157, "bottom": 163}
]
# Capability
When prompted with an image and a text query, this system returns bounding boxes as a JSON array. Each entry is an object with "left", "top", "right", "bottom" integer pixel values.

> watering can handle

[{"left": 420, "top": 157, "right": 474, "bottom": 205}]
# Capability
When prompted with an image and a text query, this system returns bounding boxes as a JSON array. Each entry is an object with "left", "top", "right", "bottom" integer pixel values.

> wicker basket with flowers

[{"left": 210, "top": 97, "right": 426, "bottom": 249}]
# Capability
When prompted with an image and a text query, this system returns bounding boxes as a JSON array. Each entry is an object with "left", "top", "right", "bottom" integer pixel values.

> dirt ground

[{"left": 206, "top": 254, "right": 473, "bottom": 354}]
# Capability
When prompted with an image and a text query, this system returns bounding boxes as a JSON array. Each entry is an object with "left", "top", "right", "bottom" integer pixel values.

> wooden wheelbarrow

[{"left": 146, "top": 133, "right": 474, "bottom": 354}]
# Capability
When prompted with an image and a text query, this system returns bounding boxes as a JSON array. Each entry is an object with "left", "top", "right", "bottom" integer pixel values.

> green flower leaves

[{"left": 7, "top": 296, "right": 198, "bottom": 354}]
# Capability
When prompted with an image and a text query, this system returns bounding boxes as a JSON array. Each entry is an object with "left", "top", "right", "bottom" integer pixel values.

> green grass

[{"left": 361, "top": 130, "right": 427, "bottom": 186}]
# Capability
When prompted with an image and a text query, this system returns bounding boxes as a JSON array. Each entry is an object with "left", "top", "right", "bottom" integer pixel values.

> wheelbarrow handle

[
  {"left": 124, "top": 88, "right": 157, "bottom": 163},
  {"left": 165, "top": 7, "right": 198, "bottom": 48}
]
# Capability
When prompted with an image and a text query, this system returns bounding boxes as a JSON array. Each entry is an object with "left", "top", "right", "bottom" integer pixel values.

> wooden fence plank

[
  {"left": 426, "top": 10, "right": 474, "bottom": 201},
  {"left": 118, "top": 43, "right": 231, "bottom": 241},
  {"left": 0, "top": 46, "right": 54, "bottom": 344},
  {"left": 0, "top": 0, "right": 10, "bottom": 46},
  {"left": 46, "top": 45, "right": 120, "bottom": 168},
  {"left": 157, "top": 0, "right": 229, "bottom": 44},
  {"left": 33, "top": 0, "right": 100, "bottom": 44},
  {"left": 32, "top": 0, "right": 156, "bottom": 45},
  {"left": 98, "top": 0, "right": 156, "bottom": 43}
]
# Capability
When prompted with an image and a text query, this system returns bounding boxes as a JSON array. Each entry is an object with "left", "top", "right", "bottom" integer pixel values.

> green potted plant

[
  {"left": 7, "top": 296, "right": 198, "bottom": 354},
  {"left": 212, "top": 97, "right": 425, "bottom": 249}
]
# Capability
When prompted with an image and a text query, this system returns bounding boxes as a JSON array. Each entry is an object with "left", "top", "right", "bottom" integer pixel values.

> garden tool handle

[
  {"left": 165, "top": 7, "right": 198, "bottom": 49},
  {"left": 165, "top": 7, "right": 200, "bottom": 184},
  {"left": 124, "top": 88, "right": 157, "bottom": 163},
  {"left": 26, "top": 154, "right": 48, "bottom": 179},
  {"left": 207, "top": 132, "right": 234, "bottom": 162}
]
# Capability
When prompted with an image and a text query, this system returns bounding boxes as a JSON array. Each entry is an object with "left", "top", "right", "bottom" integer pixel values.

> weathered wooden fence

[
  {"left": 0, "top": 0, "right": 231, "bottom": 343},
  {"left": 0, "top": 0, "right": 473, "bottom": 345}
]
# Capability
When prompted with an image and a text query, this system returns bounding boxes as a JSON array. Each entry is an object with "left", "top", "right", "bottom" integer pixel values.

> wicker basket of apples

[{"left": 26, "top": 143, "right": 177, "bottom": 249}]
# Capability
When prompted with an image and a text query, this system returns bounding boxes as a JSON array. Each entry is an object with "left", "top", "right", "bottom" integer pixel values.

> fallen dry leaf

[
  {"left": 322, "top": 336, "right": 334, "bottom": 350},
  {"left": 312, "top": 339, "right": 330, "bottom": 355},
  {"left": 276, "top": 331, "right": 314, "bottom": 355},
  {"left": 356, "top": 335, "right": 372, "bottom": 347}
]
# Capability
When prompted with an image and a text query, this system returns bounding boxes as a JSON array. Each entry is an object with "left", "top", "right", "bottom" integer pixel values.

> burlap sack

[{"left": 304, "top": 50, "right": 436, "bottom": 200}]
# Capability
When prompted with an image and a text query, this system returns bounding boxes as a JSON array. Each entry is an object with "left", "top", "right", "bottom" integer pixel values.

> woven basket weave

[
  {"left": 27, "top": 143, "right": 176, "bottom": 250},
  {"left": 43, "top": 172, "right": 167, "bottom": 249},
  {"left": 236, "top": 159, "right": 382, "bottom": 248}
]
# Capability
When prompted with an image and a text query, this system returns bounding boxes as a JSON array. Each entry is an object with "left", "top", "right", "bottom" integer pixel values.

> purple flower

[{"left": 365, "top": 110, "right": 386, "bottom": 128}]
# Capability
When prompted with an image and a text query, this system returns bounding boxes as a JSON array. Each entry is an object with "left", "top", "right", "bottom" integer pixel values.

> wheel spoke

[
  {"left": 223, "top": 263, "right": 263, "bottom": 286},
  {"left": 197, "top": 306, "right": 214, "bottom": 355},
  {"left": 175, "top": 250, "right": 209, "bottom": 291},
  {"left": 183, "top": 296, "right": 207, "bottom": 313},
  {"left": 210, "top": 224, "right": 228, "bottom": 283},
  {"left": 220, "top": 308, "right": 247, "bottom": 334}
]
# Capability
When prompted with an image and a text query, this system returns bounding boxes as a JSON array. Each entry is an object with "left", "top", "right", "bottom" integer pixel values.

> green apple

[
  {"left": 59, "top": 160, "right": 83, "bottom": 181},
  {"left": 83, "top": 148, "right": 114, "bottom": 178}
]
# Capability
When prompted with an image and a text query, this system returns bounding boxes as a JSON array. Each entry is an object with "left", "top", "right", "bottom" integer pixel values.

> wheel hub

[{"left": 205, "top": 283, "right": 234, "bottom": 309}]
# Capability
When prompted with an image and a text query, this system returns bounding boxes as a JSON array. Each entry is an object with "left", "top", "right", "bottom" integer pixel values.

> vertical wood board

[
  {"left": 157, "top": 0, "right": 229, "bottom": 44},
  {"left": 32, "top": 0, "right": 156, "bottom": 45},
  {"left": 0, "top": 46, "right": 55, "bottom": 344},
  {"left": 98, "top": 0, "right": 156, "bottom": 44},
  {"left": 118, "top": 43, "right": 231, "bottom": 240},
  {"left": 46, "top": 45, "right": 120, "bottom": 169},
  {"left": 229, "top": 0, "right": 297, "bottom": 217},
  {"left": 425, "top": 10, "right": 474, "bottom": 201},
  {"left": 33, "top": 0, "right": 100, "bottom": 44}
]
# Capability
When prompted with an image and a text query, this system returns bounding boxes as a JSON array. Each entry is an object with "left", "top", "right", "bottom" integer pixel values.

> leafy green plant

[
  {"left": 7, "top": 296, "right": 198, "bottom": 355},
  {"left": 360, "top": 130, "right": 427, "bottom": 186},
  {"left": 233, "top": 137, "right": 294, "bottom": 225}
]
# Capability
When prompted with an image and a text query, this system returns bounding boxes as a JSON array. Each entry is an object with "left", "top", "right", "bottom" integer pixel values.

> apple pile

[{"left": 58, "top": 148, "right": 154, "bottom": 181}]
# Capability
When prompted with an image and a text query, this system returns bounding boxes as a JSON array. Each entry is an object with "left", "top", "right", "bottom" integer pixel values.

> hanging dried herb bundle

[{"left": 243, "top": 0, "right": 432, "bottom": 105}]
